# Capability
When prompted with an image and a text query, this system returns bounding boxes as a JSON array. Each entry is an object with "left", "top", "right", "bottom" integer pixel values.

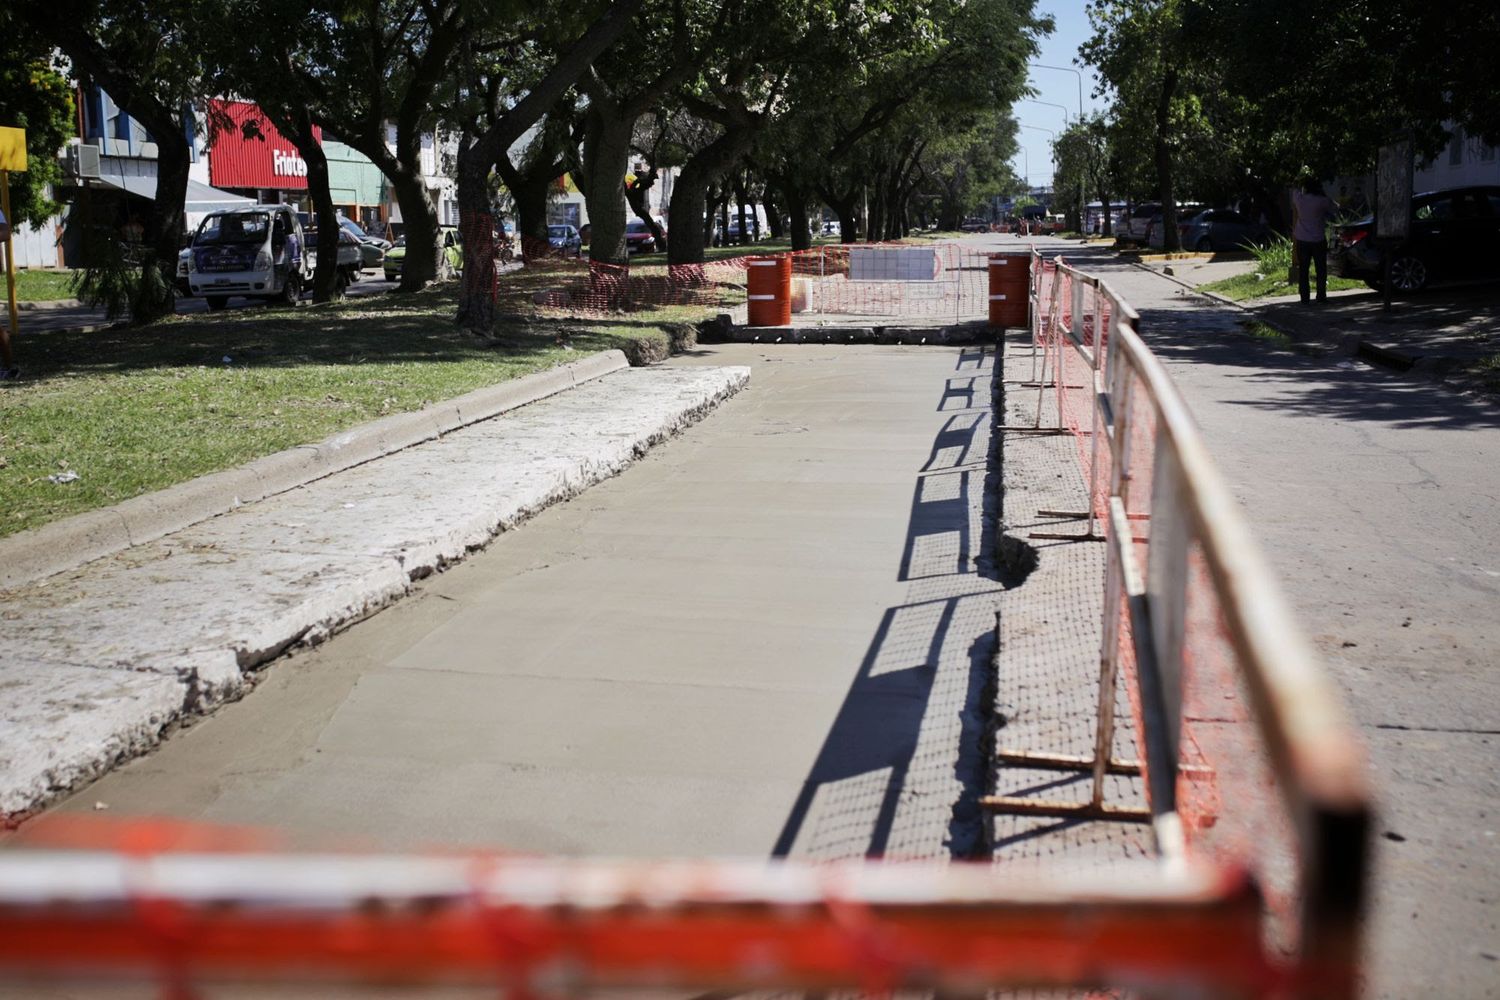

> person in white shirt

[{"left": 1292, "top": 178, "right": 1338, "bottom": 304}]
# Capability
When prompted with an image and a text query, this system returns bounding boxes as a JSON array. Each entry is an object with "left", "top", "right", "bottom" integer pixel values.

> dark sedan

[
  {"left": 1177, "top": 209, "right": 1268, "bottom": 253},
  {"left": 1332, "top": 186, "right": 1500, "bottom": 293}
]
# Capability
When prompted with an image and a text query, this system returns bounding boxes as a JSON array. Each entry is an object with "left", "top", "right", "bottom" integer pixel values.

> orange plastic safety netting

[
  {"left": 498, "top": 242, "right": 1001, "bottom": 322},
  {"left": 1029, "top": 252, "right": 1352, "bottom": 967}
]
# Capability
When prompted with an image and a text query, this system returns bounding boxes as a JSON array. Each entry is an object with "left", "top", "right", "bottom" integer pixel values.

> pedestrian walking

[{"left": 1292, "top": 177, "right": 1338, "bottom": 305}]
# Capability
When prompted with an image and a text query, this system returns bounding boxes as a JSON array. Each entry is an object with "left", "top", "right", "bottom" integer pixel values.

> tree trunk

[
  {"left": 866, "top": 186, "right": 885, "bottom": 245},
  {"left": 733, "top": 174, "right": 751, "bottom": 246},
  {"left": 1154, "top": 67, "right": 1181, "bottom": 252},
  {"left": 669, "top": 125, "right": 759, "bottom": 264},
  {"left": 764, "top": 189, "right": 783, "bottom": 239},
  {"left": 288, "top": 116, "right": 341, "bottom": 304},
  {"left": 775, "top": 175, "right": 811, "bottom": 251},
  {"left": 499, "top": 159, "right": 554, "bottom": 260},
  {"left": 667, "top": 171, "right": 711, "bottom": 266},
  {"left": 389, "top": 166, "right": 440, "bottom": 292},
  {"left": 258, "top": 90, "right": 340, "bottom": 304},
  {"left": 582, "top": 103, "right": 634, "bottom": 267},
  {"left": 305, "top": 147, "right": 340, "bottom": 303},
  {"left": 139, "top": 130, "right": 190, "bottom": 324},
  {"left": 45, "top": 24, "right": 184, "bottom": 324},
  {"left": 455, "top": 135, "right": 497, "bottom": 334},
  {"left": 820, "top": 186, "right": 860, "bottom": 244}
]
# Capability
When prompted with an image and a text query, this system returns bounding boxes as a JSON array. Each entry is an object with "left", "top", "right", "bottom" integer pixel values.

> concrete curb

[
  {"left": 0, "top": 350, "right": 629, "bottom": 591},
  {"left": 17, "top": 299, "right": 86, "bottom": 311}
]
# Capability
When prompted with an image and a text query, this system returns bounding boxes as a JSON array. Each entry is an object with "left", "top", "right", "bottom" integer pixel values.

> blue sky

[{"left": 1017, "top": 0, "right": 1107, "bottom": 187}]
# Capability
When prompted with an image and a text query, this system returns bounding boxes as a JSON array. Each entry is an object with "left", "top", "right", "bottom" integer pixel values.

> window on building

[{"left": 1449, "top": 128, "right": 1464, "bottom": 166}]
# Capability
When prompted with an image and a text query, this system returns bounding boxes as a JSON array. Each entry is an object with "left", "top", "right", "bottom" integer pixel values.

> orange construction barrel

[
  {"left": 988, "top": 252, "right": 1031, "bottom": 328},
  {"left": 747, "top": 255, "right": 793, "bottom": 327}
]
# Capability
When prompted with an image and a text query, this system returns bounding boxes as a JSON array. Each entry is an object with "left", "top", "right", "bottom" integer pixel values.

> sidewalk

[
  {"left": 9, "top": 343, "right": 1006, "bottom": 865},
  {"left": 0, "top": 354, "right": 748, "bottom": 820},
  {"left": 1134, "top": 252, "right": 1500, "bottom": 392}
]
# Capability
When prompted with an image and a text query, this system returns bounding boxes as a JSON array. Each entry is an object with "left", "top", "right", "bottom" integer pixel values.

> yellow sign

[{"left": 0, "top": 127, "right": 27, "bottom": 172}]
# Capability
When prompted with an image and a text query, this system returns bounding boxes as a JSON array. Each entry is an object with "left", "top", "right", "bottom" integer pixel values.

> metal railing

[{"left": 987, "top": 249, "right": 1371, "bottom": 995}]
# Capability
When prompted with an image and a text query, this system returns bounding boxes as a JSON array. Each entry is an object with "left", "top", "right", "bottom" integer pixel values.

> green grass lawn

[
  {"left": 1197, "top": 270, "right": 1368, "bottom": 302},
  {"left": 11, "top": 269, "right": 78, "bottom": 301},
  {"left": 0, "top": 278, "right": 710, "bottom": 538}
]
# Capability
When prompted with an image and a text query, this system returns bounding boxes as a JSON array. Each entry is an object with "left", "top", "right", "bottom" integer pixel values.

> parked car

[
  {"left": 339, "top": 216, "right": 391, "bottom": 252},
  {"left": 1176, "top": 209, "right": 1269, "bottom": 253},
  {"left": 304, "top": 227, "right": 364, "bottom": 290},
  {"left": 960, "top": 217, "right": 990, "bottom": 233},
  {"left": 382, "top": 227, "right": 463, "bottom": 282},
  {"left": 1121, "top": 203, "right": 1161, "bottom": 242},
  {"left": 183, "top": 204, "right": 309, "bottom": 309},
  {"left": 723, "top": 219, "right": 751, "bottom": 245},
  {"left": 1331, "top": 186, "right": 1500, "bottom": 293},
  {"left": 626, "top": 219, "right": 665, "bottom": 254},
  {"left": 1142, "top": 204, "right": 1203, "bottom": 248},
  {"left": 547, "top": 224, "right": 582, "bottom": 257}
]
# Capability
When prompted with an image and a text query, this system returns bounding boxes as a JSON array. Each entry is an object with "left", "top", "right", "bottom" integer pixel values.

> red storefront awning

[{"left": 207, "top": 100, "right": 321, "bottom": 191}]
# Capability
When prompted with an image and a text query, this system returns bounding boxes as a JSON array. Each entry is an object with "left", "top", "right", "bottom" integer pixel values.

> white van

[{"left": 185, "top": 205, "right": 310, "bottom": 310}]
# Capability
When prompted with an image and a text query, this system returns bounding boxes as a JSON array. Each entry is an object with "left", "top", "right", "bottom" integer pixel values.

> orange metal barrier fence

[
  {"left": 989, "top": 249, "right": 1370, "bottom": 993},
  {"left": 0, "top": 248, "right": 1368, "bottom": 997}
]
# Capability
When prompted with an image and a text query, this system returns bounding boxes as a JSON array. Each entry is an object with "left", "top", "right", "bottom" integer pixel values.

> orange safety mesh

[
  {"left": 1177, "top": 543, "right": 1302, "bottom": 956},
  {"left": 1026, "top": 251, "right": 1309, "bottom": 963},
  {"left": 1098, "top": 326, "right": 1304, "bottom": 961},
  {"left": 1034, "top": 258, "right": 1113, "bottom": 524},
  {"left": 459, "top": 212, "right": 500, "bottom": 302},
  {"left": 515, "top": 253, "right": 754, "bottom": 315},
  {"left": 507, "top": 242, "right": 1001, "bottom": 322}
]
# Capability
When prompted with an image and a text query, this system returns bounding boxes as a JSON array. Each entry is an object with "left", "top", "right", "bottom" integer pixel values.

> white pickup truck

[{"left": 183, "top": 204, "right": 311, "bottom": 310}]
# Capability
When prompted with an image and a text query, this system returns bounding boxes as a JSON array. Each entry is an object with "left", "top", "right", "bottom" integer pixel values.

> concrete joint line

[{"left": 0, "top": 350, "right": 630, "bottom": 591}]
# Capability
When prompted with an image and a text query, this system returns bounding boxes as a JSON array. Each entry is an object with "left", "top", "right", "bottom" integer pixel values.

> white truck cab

[{"left": 186, "top": 205, "right": 310, "bottom": 310}]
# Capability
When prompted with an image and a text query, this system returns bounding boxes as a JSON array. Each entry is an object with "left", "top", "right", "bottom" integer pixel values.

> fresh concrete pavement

[
  {"left": 0, "top": 353, "right": 748, "bottom": 818},
  {"left": 9, "top": 343, "right": 1001, "bottom": 864}
]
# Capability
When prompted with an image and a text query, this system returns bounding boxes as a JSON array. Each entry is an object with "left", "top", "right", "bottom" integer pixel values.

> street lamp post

[
  {"left": 1018, "top": 123, "right": 1055, "bottom": 197},
  {"left": 1018, "top": 125, "right": 1056, "bottom": 230},
  {"left": 1030, "top": 64, "right": 1087, "bottom": 235},
  {"left": 1026, "top": 63, "right": 1086, "bottom": 235},
  {"left": 1023, "top": 99, "right": 1073, "bottom": 125},
  {"left": 1029, "top": 63, "right": 1085, "bottom": 121}
]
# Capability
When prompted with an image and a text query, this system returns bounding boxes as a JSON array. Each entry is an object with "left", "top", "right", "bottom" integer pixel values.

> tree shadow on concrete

[{"left": 772, "top": 346, "right": 999, "bottom": 861}]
